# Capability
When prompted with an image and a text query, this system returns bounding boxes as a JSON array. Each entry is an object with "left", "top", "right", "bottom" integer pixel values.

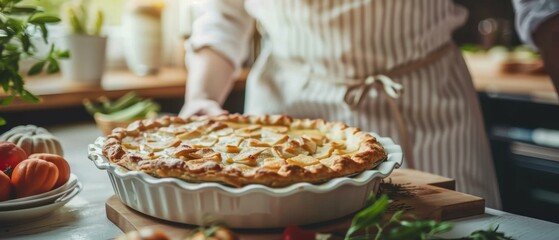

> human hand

[{"left": 179, "top": 99, "right": 228, "bottom": 118}]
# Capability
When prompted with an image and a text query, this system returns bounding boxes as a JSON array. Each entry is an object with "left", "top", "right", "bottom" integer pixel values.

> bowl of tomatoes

[{"left": 0, "top": 142, "right": 82, "bottom": 222}]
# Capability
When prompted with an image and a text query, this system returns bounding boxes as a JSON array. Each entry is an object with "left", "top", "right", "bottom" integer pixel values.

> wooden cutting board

[{"left": 106, "top": 169, "right": 484, "bottom": 239}]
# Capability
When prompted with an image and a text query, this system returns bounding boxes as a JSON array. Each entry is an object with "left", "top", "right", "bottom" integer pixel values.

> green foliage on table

[
  {"left": 0, "top": 0, "right": 68, "bottom": 125},
  {"left": 345, "top": 194, "right": 514, "bottom": 240},
  {"left": 461, "top": 44, "right": 541, "bottom": 61},
  {"left": 461, "top": 44, "right": 483, "bottom": 53},
  {"left": 83, "top": 92, "right": 160, "bottom": 122},
  {"left": 62, "top": 0, "right": 104, "bottom": 36}
]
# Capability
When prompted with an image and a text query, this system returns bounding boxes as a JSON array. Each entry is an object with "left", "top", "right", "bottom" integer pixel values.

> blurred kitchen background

[{"left": 1, "top": 0, "right": 558, "bottom": 224}]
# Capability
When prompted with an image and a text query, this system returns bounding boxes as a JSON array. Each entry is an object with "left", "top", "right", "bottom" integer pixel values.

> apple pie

[{"left": 102, "top": 115, "right": 386, "bottom": 187}]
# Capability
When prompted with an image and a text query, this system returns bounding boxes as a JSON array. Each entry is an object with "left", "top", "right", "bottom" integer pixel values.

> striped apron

[{"left": 242, "top": 0, "right": 502, "bottom": 209}]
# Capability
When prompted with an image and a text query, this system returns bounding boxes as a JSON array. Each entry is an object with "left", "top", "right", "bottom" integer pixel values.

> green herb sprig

[{"left": 345, "top": 194, "right": 514, "bottom": 240}]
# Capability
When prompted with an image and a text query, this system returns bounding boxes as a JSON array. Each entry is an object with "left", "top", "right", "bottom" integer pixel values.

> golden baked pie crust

[{"left": 102, "top": 115, "right": 387, "bottom": 187}]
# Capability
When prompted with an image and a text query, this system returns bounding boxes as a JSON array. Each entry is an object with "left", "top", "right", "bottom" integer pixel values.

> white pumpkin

[{"left": 0, "top": 125, "right": 64, "bottom": 156}]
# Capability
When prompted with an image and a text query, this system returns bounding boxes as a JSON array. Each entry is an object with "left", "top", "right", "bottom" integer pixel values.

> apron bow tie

[
  {"left": 342, "top": 74, "right": 412, "bottom": 169},
  {"left": 343, "top": 75, "right": 403, "bottom": 110}
]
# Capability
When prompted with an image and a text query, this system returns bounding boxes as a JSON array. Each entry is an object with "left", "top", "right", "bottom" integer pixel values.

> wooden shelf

[
  {"left": 2, "top": 56, "right": 557, "bottom": 112},
  {"left": 0, "top": 67, "right": 248, "bottom": 112}
]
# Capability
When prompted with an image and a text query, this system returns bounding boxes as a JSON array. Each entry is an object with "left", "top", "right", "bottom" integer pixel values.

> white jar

[{"left": 123, "top": 1, "right": 164, "bottom": 76}]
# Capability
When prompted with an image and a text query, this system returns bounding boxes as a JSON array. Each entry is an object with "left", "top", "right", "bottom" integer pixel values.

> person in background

[
  {"left": 180, "top": 0, "right": 501, "bottom": 208},
  {"left": 513, "top": 0, "right": 559, "bottom": 94}
]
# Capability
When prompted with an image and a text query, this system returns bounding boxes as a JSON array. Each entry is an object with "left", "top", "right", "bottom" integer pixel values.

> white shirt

[
  {"left": 189, "top": 0, "right": 467, "bottom": 78},
  {"left": 513, "top": 0, "right": 559, "bottom": 48}
]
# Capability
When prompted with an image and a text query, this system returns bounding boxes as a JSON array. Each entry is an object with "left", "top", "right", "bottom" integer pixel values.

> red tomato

[
  {"left": 0, "top": 142, "right": 27, "bottom": 174},
  {"left": 11, "top": 159, "right": 59, "bottom": 198},
  {"left": 282, "top": 225, "right": 316, "bottom": 240},
  {"left": 29, "top": 153, "right": 70, "bottom": 188},
  {"left": 0, "top": 171, "right": 12, "bottom": 201}
]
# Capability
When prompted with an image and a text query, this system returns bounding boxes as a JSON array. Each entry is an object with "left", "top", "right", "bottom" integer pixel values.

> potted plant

[
  {"left": 59, "top": 0, "right": 105, "bottom": 85},
  {"left": 0, "top": 0, "right": 67, "bottom": 125}
]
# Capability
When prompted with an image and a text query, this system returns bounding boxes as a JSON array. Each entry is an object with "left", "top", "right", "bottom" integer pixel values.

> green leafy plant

[
  {"left": 0, "top": 0, "right": 68, "bottom": 125},
  {"left": 62, "top": 0, "right": 103, "bottom": 36},
  {"left": 83, "top": 92, "right": 160, "bottom": 122},
  {"left": 345, "top": 194, "right": 514, "bottom": 240}
]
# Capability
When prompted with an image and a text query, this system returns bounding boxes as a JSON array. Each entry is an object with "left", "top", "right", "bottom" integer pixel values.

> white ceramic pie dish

[{"left": 88, "top": 133, "right": 402, "bottom": 228}]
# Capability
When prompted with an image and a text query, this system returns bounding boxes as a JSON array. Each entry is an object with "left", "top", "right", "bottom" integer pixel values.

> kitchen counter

[
  {"left": 465, "top": 55, "right": 557, "bottom": 104},
  {"left": 1, "top": 122, "right": 558, "bottom": 240}
]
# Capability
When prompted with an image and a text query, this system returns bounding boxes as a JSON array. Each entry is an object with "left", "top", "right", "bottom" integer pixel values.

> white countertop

[{"left": 1, "top": 122, "right": 558, "bottom": 240}]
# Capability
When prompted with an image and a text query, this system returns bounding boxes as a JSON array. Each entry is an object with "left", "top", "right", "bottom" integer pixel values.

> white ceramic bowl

[
  {"left": 0, "top": 182, "right": 83, "bottom": 223},
  {"left": 0, "top": 174, "right": 79, "bottom": 211},
  {"left": 88, "top": 134, "right": 402, "bottom": 228}
]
